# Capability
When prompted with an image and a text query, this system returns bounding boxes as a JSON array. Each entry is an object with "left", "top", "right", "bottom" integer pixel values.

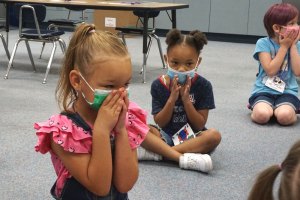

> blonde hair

[
  {"left": 56, "top": 23, "right": 128, "bottom": 112},
  {"left": 248, "top": 140, "right": 300, "bottom": 200}
]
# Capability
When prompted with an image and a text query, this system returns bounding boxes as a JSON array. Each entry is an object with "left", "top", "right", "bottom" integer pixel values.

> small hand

[
  {"left": 292, "top": 29, "right": 300, "bottom": 44},
  {"left": 169, "top": 75, "right": 181, "bottom": 103},
  {"left": 280, "top": 30, "right": 296, "bottom": 49},
  {"left": 180, "top": 76, "right": 191, "bottom": 102},
  {"left": 114, "top": 88, "right": 129, "bottom": 134},
  {"left": 94, "top": 90, "right": 124, "bottom": 133}
]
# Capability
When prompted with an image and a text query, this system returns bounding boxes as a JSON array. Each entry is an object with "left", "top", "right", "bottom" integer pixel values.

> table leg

[
  {"left": 142, "top": 12, "right": 149, "bottom": 83},
  {"left": 5, "top": 2, "right": 9, "bottom": 45},
  {"left": 171, "top": 10, "right": 176, "bottom": 28}
]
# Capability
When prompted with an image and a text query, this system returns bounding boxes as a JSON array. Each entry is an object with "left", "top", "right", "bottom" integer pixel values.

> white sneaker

[
  {"left": 137, "top": 146, "right": 162, "bottom": 161},
  {"left": 179, "top": 153, "right": 213, "bottom": 173}
]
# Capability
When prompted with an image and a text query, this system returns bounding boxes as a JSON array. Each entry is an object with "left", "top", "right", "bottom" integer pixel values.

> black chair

[
  {"left": 0, "top": 26, "right": 10, "bottom": 60},
  {"left": 115, "top": 10, "right": 165, "bottom": 70},
  {"left": 39, "top": 7, "right": 85, "bottom": 59},
  {"left": 48, "top": 7, "right": 86, "bottom": 31},
  {"left": 4, "top": 4, "right": 66, "bottom": 84}
]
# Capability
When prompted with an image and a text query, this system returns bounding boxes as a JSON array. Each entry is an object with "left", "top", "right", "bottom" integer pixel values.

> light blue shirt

[{"left": 251, "top": 37, "right": 300, "bottom": 97}]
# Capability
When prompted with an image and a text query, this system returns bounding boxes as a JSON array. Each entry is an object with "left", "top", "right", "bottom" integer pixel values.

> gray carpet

[{"left": 0, "top": 29, "right": 299, "bottom": 200}]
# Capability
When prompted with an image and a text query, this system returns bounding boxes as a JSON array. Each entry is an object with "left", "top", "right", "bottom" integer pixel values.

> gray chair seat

[{"left": 21, "top": 29, "right": 65, "bottom": 39}]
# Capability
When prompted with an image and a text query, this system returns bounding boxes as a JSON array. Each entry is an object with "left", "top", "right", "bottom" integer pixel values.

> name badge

[
  {"left": 172, "top": 123, "right": 195, "bottom": 146},
  {"left": 265, "top": 76, "right": 285, "bottom": 93}
]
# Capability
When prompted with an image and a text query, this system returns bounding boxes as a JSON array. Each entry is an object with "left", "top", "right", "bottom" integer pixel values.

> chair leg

[
  {"left": 0, "top": 34, "right": 11, "bottom": 60},
  {"left": 140, "top": 35, "right": 152, "bottom": 74},
  {"left": 24, "top": 40, "right": 36, "bottom": 71},
  {"left": 39, "top": 42, "right": 46, "bottom": 59},
  {"left": 151, "top": 33, "right": 166, "bottom": 69},
  {"left": 58, "top": 38, "right": 66, "bottom": 53},
  {"left": 43, "top": 42, "right": 57, "bottom": 84},
  {"left": 146, "top": 35, "right": 152, "bottom": 61},
  {"left": 117, "top": 31, "right": 127, "bottom": 46},
  {"left": 4, "top": 39, "right": 21, "bottom": 79}
]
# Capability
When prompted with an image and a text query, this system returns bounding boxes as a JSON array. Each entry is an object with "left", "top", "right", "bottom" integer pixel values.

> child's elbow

[
  {"left": 115, "top": 183, "right": 134, "bottom": 194},
  {"left": 114, "top": 176, "right": 138, "bottom": 193},
  {"left": 93, "top": 185, "right": 111, "bottom": 197}
]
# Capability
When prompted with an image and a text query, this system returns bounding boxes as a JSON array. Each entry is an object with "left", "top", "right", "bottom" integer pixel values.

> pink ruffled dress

[{"left": 34, "top": 101, "right": 149, "bottom": 197}]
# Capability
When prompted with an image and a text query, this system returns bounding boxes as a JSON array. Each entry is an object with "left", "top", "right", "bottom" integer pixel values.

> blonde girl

[{"left": 34, "top": 24, "right": 149, "bottom": 200}]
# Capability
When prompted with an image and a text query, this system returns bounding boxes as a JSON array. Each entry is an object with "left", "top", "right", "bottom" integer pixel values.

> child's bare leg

[
  {"left": 172, "top": 128, "right": 221, "bottom": 154},
  {"left": 274, "top": 105, "right": 297, "bottom": 125},
  {"left": 251, "top": 102, "right": 273, "bottom": 124},
  {"left": 141, "top": 130, "right": 182, "bottom": 162}
]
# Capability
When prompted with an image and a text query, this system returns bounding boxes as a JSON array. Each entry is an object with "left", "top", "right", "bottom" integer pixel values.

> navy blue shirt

[{"left": 151, "top": 74, "right": 215, "bottom": 136}]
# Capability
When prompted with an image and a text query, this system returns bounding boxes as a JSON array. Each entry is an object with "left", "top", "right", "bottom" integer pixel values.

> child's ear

[
  {"left": 69, "top": 70, "right": 82, "bottom": 91},
  {"left": 164, "top": 54, "right": 168, "bottom": 63},
  {"left": 272, "top": 24, "right": 281, "bottom": 34},
  {"left": 197, "top": 57, "right": 202, "bottom": 66}
]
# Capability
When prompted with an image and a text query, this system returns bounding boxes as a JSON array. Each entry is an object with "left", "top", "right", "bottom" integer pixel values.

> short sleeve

[
  {"left": 34, "top": 114, "right": 92, "bottom": 154},
  {"left": 151, "top": 78, "right": 167, "bottom": 115},
  {"left": 126, "top": 102, "right": 149, "bottom": 149},
  {"left": 253, "top": 38, "right": 271, "bottom": 61},
  {"left": 192, "top": 76, "right": 215, "bottom": 111}
]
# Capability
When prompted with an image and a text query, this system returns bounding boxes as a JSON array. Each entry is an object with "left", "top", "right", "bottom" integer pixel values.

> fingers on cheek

[
  {"left": 105, "top": 90, "right": 116, "bottom": 102},
  {"left": 111, "top": 91, "right": 121, "bottom": 103}
]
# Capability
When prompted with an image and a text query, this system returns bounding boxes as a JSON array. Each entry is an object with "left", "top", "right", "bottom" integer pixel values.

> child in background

[
  {"left": 248, "top": 140, "right": 300, "bottom": 200},
  {"left": 34, "top": 24, "right": 149, "bottom": 200},
  {"left": 248, "top": 3, "right": 300, "bottom": 125},
  {"left": 138, "top": 29, "right": 221, "bottom": 173}
]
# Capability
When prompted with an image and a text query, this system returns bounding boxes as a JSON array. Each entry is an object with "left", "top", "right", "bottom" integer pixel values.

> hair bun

[
  {"left": 165, "top": 29, "right": 182, "bottom": 45},
  {"left": 190, "top": 30, "right": 207, "bottom": 50}
]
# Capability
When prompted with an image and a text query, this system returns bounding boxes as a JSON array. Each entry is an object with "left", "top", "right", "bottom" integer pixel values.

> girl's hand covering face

[
  {"left": 95, "top": 90, "right": 124, "bottom": 133},
  {"left": 180, "top": 76, "right": 191, "bottom": 102},
  {"left": 169, "top": 75, "right": 181, "bottom": 102},
  {"left": 114, "top": 88, "right": 129, "bottom": 134}
]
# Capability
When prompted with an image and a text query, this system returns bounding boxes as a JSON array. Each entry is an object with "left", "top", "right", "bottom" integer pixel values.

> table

[{"left": 0, "top": 0, "right": 189, "bottom": 82}]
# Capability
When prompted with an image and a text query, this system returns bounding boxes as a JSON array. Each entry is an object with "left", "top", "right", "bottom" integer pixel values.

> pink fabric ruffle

[
  {"left": 126, "top": 101, "right": 149, "bottom": 149},
  {"left": 34, "top": 114, "right": 92, "bottom": 154}
]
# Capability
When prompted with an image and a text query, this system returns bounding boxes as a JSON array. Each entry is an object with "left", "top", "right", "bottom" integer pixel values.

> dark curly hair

[{"left": 165, "top": 29, "right": 207, "bottom": 54}]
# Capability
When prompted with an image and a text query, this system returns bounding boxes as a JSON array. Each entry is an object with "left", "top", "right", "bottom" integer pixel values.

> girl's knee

[
  {"left": 251, "top": 108, "right": 273, "bottom": 124},
  {"left": 148, "top": 124, "right": 161, "bottom": 137},
  {"left": 204, "top": 128, "right": 221, "bottom": 147},
  {"left": 276, "top": 110, "right": 297, "bottom": 126},
  {"left": 212, "top": 129, "right": 221, "bottom": 146}
]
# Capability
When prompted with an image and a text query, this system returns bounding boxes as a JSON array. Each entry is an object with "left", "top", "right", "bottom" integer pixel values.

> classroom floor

[{"left": 0, "top": 29, "right": 299, "bottom": 200}]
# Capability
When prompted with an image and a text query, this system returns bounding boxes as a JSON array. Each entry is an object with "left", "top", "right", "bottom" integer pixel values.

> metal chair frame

[
  {"left": 4, "top": 4, "right": 66, "bottom": 84},
  {"left": 116, "top": 10, "right": 166, "bottom": 71},
  {"left": 40, "top": 8, "right": 85, "bottom": 59},
  {"left": 0, "top": 32, "right": 10, "bottom": 60}
]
